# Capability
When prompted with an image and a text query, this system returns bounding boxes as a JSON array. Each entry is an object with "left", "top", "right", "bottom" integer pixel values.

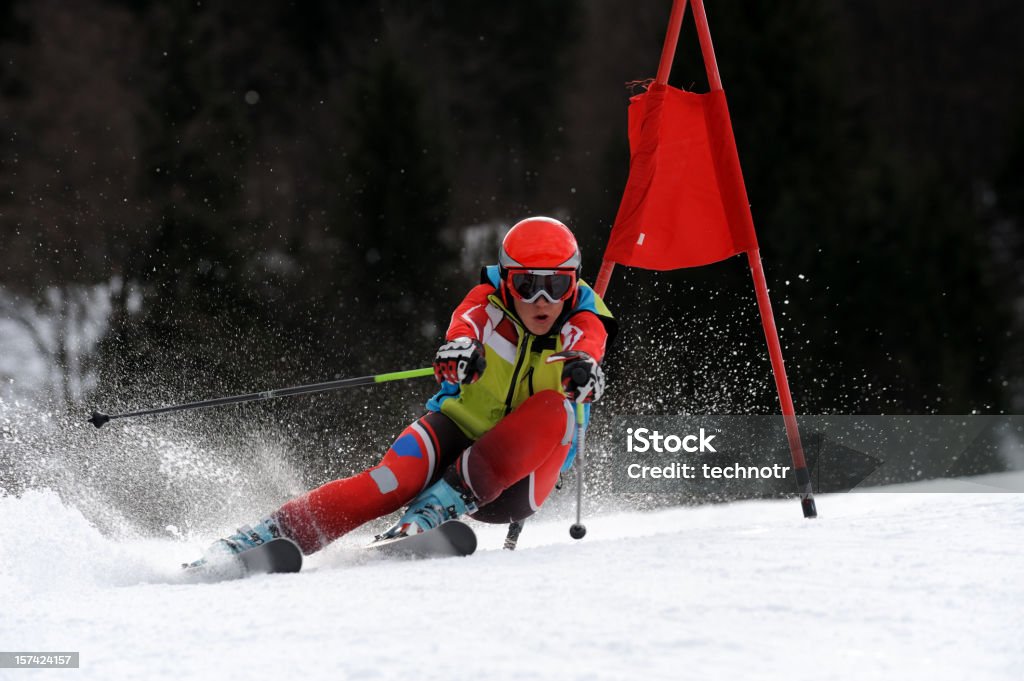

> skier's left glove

[
  {"left": 546, "top": 350, "right": 605, "bottom": 403},
  {"left": 434, "top": 337, "right": 487, "bottom": 385}
]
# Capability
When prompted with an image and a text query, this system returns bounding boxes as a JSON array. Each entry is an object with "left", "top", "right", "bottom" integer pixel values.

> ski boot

[
  {"left": 379, "top": 477, "right": 478, "bottom": 540},
  {"left": 183, "top": 517, "right": 283, "bottom": 570}
]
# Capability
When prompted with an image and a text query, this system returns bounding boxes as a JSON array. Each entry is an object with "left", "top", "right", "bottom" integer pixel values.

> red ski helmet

[
  {"left": 499, "top": 217, "right": 581, "bottom": 271},
  {"left": 498, "top": 217, "right": 581, "bottom": 305}
]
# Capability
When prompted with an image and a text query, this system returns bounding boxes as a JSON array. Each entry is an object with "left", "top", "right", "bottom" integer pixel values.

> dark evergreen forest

[{"left": 2, "top": 0, "right": 1022, "bottom": 459}]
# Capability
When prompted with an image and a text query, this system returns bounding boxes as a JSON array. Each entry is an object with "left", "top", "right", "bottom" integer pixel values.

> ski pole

[
  {"left": 503, "top": 519, "right": 525, "bottom": 551},
  {"left": 569, "top": 401, "right": 587, "bottom": 540},
  {"left": 88, "top": 367, "right": 435, "bottom": 429}
]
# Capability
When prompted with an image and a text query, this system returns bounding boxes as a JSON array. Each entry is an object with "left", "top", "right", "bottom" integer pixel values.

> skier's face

[{"left": 513, "top": 296, "right": 564, "bottom": 335}]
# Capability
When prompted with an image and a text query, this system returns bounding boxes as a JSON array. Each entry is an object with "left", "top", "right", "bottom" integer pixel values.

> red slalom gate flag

[
  {"left": 593, "top": 0, "right": 817, "bottom": 520},
  {"left": 605, "top": 82, "right": 758, "bottom": 270}
]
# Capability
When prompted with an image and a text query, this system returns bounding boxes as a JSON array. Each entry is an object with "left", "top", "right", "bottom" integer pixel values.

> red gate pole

[{"left": 691, "top": 0, "right": 816, "bottom": 517}]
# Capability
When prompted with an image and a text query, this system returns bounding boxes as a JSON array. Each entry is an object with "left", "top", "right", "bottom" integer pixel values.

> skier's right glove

[
  {"left": 546, "top": 350, "right": 605, "bottom": 403},
  {"left": 434, "top": 337, "right": 487, "bottom": 385}
]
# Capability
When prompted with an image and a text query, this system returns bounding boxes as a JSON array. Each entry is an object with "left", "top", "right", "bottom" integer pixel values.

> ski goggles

[{"left": 505, "top": 268, "right": 577, "bottom": 303}]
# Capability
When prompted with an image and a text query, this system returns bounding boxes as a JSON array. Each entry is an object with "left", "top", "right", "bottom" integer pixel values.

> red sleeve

[
  {"left": 446, "top": 284, "right": 495, "bottom": 341},
  {"left": 559, "top": 311, "right": 609, "bottom": 363}
]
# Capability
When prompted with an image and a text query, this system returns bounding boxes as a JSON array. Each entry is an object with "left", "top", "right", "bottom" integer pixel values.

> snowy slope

[{"left": 1, "top": 479, "right": 1022, "bottom": 681}]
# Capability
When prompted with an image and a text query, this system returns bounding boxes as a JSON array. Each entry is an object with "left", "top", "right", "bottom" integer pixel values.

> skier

[{"left": 191, "top": 216, "right": 614, "bottom": 564}]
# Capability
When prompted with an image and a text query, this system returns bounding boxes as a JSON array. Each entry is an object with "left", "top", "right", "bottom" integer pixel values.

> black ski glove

[
  {"left": 546, "top": 350, "right": 605, "bottom": 403},
  {"left": 434, "top": 337, "right": 487, "bottom": 385}
]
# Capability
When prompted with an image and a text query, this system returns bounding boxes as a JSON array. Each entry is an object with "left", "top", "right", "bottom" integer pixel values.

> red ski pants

[{"left": 274, "top": 390, "right": 575, "bottom": 553}]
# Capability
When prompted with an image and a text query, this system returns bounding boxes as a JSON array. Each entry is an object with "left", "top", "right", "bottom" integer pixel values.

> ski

[
  {"left": 182, "top": 537, "right": 303, "bottom": 582},
  {"left": 366, "top": 520, "right": 477, "bottom": 559},
  {"left": 237, "top": 537, "right": 303, "bottom": 574}
]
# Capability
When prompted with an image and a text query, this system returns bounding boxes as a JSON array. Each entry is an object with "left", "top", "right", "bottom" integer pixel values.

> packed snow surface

[{"left": 2, "top": 477, "right": 1022, "bottom": 681}]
